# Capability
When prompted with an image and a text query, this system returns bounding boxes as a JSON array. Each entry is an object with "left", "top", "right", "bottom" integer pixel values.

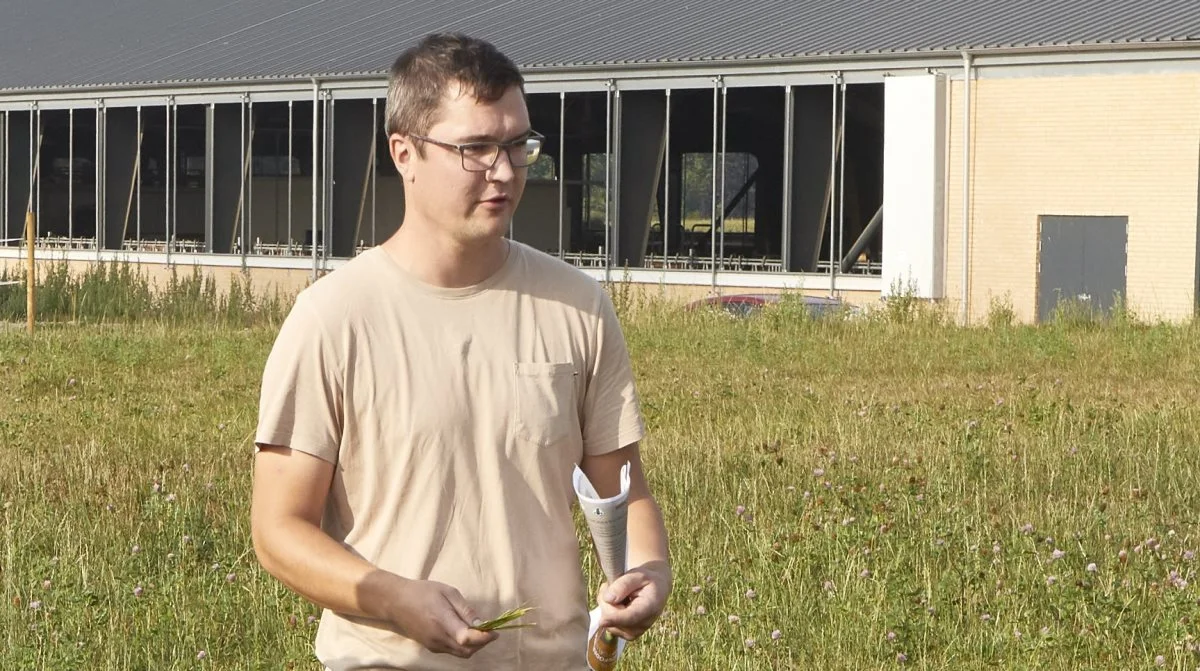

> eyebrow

[{"left": 457, "top": 129, "right": 533, "bottom": 144}]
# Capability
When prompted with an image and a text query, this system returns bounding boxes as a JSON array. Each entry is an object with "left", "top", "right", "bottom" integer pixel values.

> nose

[{"left": 485, "top": 146, "right": 518, "bottom": 182}]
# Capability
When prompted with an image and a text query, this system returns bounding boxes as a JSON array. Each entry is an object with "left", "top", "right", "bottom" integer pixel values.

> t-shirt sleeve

[
  {"left": 254, "top": 291, "right": 344, "bottom": 464},
  {"left": 581, "top": 288, "right": 646, "bottom": 457}
]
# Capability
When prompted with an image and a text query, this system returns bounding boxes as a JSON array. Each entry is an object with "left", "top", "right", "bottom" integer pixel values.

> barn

[{"left": 1, "top": 1, "right": 1198, "bottom": 322}]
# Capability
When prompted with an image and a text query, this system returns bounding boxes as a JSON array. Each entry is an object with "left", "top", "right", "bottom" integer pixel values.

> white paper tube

[{"left": 573, "top": 462, "right": 631, "bottom": 585}]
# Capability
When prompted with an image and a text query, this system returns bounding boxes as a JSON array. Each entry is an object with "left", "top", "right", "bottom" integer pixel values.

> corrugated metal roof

[{"left": 1, "top": 0, "right": 1198, "bottom": 92}]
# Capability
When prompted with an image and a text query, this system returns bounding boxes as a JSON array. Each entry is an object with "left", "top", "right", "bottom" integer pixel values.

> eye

[{"left": 461, "top": 143, "right": 495, "bottom": 159}]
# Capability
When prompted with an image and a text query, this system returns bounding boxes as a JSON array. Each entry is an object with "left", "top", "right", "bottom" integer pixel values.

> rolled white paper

[
  {"left": 574, "top": 462, "right": 632, "bottom": 670},
  {"left": 572, "top": 462, "right": 631, "bottom": 584}
]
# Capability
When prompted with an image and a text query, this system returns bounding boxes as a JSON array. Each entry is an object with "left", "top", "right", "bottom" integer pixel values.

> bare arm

[
  {"left": 580, "top": 442, "right": 672, "bottom": 640},
  {"left": 250, "top": 445, "right": 496, "bottom": 658},
  {"left": 251, "top": 445, "right": 379, "bottom": 617}
]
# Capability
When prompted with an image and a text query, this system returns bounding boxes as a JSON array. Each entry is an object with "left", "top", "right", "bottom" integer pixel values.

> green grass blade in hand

[{"left": 474, "top": 605, "right": 536, "bottom": 631}]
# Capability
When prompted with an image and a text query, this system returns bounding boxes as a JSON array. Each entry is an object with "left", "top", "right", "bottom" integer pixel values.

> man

[{"left": 250, "top": 33, "right": 671, "bottom": 670}]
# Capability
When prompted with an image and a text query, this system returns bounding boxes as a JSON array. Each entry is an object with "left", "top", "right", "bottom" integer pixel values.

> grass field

[{"left": 4, "top": 276, "right": 1200, "bottom": 669}]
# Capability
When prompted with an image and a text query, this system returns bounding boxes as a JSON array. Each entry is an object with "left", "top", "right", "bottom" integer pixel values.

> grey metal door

[{"left": 1037, "top": 215, "right": 1127, "bottom": 323}]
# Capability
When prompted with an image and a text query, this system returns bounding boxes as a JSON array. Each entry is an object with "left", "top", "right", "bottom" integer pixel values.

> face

[{"left": 390, "top": 83, "right": 531, "bottom": 245}]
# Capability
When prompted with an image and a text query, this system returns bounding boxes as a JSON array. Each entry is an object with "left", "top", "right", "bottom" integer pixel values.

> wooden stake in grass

[{"left": 473, "top": 605, "right": 536, "bottom": 632}]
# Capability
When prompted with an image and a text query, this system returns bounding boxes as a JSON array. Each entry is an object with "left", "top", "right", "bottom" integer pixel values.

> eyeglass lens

[{"left": 461, "top": 137, "right": 542, "bottom": 171}]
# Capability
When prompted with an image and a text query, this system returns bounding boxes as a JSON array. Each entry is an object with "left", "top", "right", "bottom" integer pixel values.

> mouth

[{"left": 480, "top": 195, "right": 510, "bottom": 207}]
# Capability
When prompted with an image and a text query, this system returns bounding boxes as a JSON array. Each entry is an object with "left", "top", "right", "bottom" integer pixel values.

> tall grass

[
  {"left": 0, "top": 261, "right": 288, "bottom": 327},
  {"left": 3, "top": 273, "right": 1200, "bottom": 669}
]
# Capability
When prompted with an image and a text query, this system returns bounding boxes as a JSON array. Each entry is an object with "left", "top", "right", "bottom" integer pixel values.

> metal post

[
  {"left": 169, "top": 102, "right": 174, "bottom": 253},
  {"left": 719, "top": 83, "right": 728, "bottom": 271},
  {"left": 557, "top": 91, "right": 565, "bottom": 259},
  {"left": 96, "top": 102, "right": 104, "bottom": 257},
  {"left": 612, "top": 88, "right": 622, "bottom": 268},
  {"left": 311, "top": 81, "right": 319, "bottom": 280},
  {"left": 2, "top": 111, "right": 7, "bottom": 243},
  {"left": 166, "top": 101, "right": 172, "bottom": 254},
  {"left": 239, "top": 96, "right": 246, "bottom": 258},
  {"left": 68, "top": 109, "right": 73, "bottom": 242},
  {"left": 34, "top": 107, "right": 40, "bottom": 235},
  {"left": 171, "top": 100, "right": 177, "bottom": 257},
  {"left": 710, "top": 78, "right": 719, "bottom": 291},
  {"left": 371, "top": 97, "right": 378, "bottom": 246},
  {"left": 204, "top": 103, "right": 215, "bottom": 253},
  {"left": 287, "top": 100, "right": 293, "bottom": 254},
  {"left": 136, "top": 106, "right": 142, "bottom": 245},
  {"left": 28, "top": 107, "right": 34, "bottom": 236},
  {"left": 324, "top": 94, "right": 334, "bottom": 260},
  {"left": 28, "top": 107, "right": 33, "bottom": 219},
  {"left": 248, "top": 100, "right": 254, "bottom": 256},
  {"left": 603, "top": 82, "right": 612, "bottom": 282},
  {"left": 835, "top": 78, "right": 847, "bottom": 293},
  {"left": 828, "top": 77, "right": 839, "bottom": 293},
  {"left": 663, "top": 89, "right": 670, "bottom": 267}
]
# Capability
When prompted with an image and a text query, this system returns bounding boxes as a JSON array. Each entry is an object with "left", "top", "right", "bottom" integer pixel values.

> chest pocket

[{"left": 512, "top": 362, "right": 579, "bottom": 447}]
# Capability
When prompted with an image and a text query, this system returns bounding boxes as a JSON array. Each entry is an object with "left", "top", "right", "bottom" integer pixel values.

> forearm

[
  {"left": 253, "top": 516, "right": 402, "bottom": 623},
  {"left": 626, "top": 495, "right": 670, "bottom": 574},
  {"left": 594, "top": 493, "right": 671, "bottom": 639}
]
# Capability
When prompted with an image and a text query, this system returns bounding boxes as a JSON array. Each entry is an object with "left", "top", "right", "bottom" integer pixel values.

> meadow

[{"left": 3, "top": 265, "right": 1200, "bottom": 669}]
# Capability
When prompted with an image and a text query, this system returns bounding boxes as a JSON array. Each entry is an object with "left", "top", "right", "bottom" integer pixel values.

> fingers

[
  {"left": 605, "top": 626, "right": 642, "bottom": 641},
  {"left": 436, "top": 589, "right": 496, "bottom": 658},
  {"left": 442, "top": 589, "right": 497, "bottom": 646},
  {"left": 454, "top": 625, "right": 498, "bottom": 650},
  {"left": 596, "top": 603, "right": 646, "bottom": 641},
  {"left": 597, "top": 578, "right": 663, "bottom": 641},
  {"left": 602, "top": 572, "right": 648, "bottom": 605},
  {"left": 442, "top": 587, "right": 482, "bottom": 628},
  {"left": 429, "top": 621, "right": 494, "bottom": 658},
  {"left": 599, "top": 595, "right": 655, "bottom": 631}
]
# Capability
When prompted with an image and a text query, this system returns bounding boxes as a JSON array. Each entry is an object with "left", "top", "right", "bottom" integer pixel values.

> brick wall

[{"left": 944, "top": 71, "right": 1200, "bottom": 323}]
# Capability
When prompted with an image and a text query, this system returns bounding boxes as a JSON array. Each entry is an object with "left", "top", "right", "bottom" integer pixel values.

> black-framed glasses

[{"left": 409, "top": 131, "right": 545, "bottom": 172}]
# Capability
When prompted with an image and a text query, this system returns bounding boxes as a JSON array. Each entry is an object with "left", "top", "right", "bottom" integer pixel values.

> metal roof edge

[
  {"left": 523, "top": 38, "right": 1200, "bottom": 73},
  {"left": 2, "top": 39, "right": 1199, "bottom": 103},
  {"left": 0, "top": 71, "right": 386, "bottom": 97}
]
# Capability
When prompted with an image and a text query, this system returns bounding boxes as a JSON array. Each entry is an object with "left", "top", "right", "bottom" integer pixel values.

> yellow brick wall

[{"left": 944, "top": 72, "right": 1200, "bottom": 323}]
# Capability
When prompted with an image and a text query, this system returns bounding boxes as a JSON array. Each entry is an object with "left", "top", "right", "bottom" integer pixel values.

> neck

[{"left": 382, "top": 219, "right": 510, "bottom": 289}]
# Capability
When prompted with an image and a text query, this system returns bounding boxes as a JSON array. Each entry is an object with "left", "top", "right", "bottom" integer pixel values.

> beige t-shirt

[{"left": 255, "top": 241, "right": 646, "bottom": 670}]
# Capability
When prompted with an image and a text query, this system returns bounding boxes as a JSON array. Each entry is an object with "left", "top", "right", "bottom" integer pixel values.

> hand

[
  {"left": 596, "top": 559, "right": 672, "bottom": 641},
  {"left": 384, "top": 577, "right": 498, "bottom": 658}
]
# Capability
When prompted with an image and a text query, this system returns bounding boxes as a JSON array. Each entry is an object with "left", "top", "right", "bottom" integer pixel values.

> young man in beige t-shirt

[{"left": 250, "top": 33, "right": 672, "bottom": 670}]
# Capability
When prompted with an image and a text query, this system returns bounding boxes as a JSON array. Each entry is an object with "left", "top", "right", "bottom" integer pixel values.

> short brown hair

[{"left": 385, "top": 33, "right": 525, "bottom": 139}]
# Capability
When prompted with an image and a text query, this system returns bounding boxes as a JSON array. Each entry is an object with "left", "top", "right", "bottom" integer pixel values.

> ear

[{"left": 389, "top": 133, "right": 415, "bottom": 183}]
